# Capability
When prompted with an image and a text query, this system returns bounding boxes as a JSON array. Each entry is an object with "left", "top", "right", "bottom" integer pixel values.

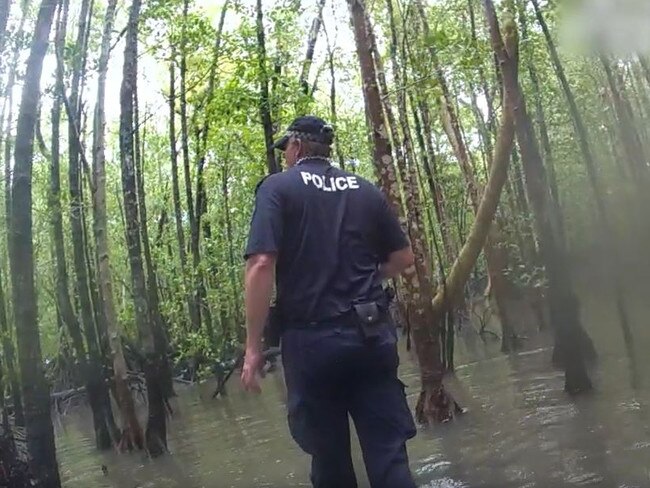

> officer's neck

[{"left": 295, "top": 156, "right": 330, "bottom": 166}]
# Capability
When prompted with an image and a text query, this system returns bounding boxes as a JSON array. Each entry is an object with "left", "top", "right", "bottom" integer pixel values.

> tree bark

[
  {"left": 256, "top": 0, "right": 280, "bottom": 174},
  {"left": 120, "top": 0, "right": 167, "bottom": 457},
  {"left": 92, "top": 0, "right": 144, "bottom": 451},
  {"left": 222, "top": 157, "right": 241, "bottom": 326},
  {"left": 10, "top": 0, "right": 61, "bottom": 484},
  {"left": 484, "top": 0, "right": 594, "bottom": 393}
]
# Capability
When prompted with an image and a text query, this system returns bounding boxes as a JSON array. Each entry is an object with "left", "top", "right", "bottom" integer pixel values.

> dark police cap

[{"left": 273, "top": 115, "right": 334, "bottom": 151}]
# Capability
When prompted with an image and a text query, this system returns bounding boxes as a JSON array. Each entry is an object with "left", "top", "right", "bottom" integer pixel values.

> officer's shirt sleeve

[
  {"left": 244, "top": 178, "right": 283, "bottom": 260},
  {"left": 376, "top": 193, "right": 409, "bottom": 260}
]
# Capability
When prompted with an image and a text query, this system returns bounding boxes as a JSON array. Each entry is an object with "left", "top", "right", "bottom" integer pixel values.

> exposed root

[
  {"left": 415, "top": 383, "right": 465, "bottom": 425},
  {"left": 116, "top": 426, "right": 144, "bottom": 452}
]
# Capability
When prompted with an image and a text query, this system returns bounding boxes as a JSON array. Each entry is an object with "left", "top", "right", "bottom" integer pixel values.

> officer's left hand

[{"left": 241, "top": 347, "right": 263, "bottom": 393}]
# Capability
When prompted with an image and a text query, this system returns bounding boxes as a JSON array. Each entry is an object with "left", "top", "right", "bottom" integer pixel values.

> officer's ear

[{"left": 294, "top": 137, "right": 304, "bottom": 157}]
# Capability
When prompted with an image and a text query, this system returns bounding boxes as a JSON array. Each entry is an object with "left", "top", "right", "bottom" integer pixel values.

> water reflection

[{"left": 57, "top": 291, "right": 650, "bottom": 487}]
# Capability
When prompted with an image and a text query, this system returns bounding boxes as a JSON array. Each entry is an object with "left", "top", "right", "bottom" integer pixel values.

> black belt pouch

[{"left": 352, "top": 301, "right": 382, "bottom": 341}]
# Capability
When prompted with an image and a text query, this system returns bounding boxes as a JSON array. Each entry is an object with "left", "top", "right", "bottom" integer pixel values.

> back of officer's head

[{"left": 274, "top": 116, "right": 334, "bottom": 167}]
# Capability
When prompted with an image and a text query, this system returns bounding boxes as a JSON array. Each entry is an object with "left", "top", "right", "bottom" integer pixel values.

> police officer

[{"left": 241, "top": 115, "right": 417, "bottom": 488}]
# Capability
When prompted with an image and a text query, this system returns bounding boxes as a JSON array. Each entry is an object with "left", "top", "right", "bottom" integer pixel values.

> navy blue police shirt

[{"left": 244, "top": 158, "right": 409, "bottom": 324}]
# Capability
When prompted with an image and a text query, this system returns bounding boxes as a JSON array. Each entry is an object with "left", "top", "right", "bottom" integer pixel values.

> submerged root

[{"left": 415, "top": 383, "right": 465, "bottom": 425}]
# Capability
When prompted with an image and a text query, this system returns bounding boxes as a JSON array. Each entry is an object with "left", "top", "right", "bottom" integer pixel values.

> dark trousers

[{"left": 281, "top": 321, "right": 417, "bottom": 488}]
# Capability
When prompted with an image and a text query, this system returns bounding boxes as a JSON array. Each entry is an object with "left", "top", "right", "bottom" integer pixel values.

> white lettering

[
  {"left": 300, "top": 172, "right": 361, "bottom": 192},
  {"left": 323, "top": 177, "right": 335, "bottom": 192},
  {"left": 347, "top": 176, "right": 360, "bottom": 189},
  {"left": 312, "top": 174, "right": 323, "bottom": 189},
  {"left": 335, "top": 177, "right": 348, "bottom": 191}
]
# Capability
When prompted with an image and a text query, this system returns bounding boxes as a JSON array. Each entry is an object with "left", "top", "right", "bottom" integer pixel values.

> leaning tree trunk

[
  {"left": 51, "top": 0, "right": 90, "bottom": 391},
  {"left": 256, "top": 0, "right": 280, "bottom": 174},
  {"left": 92, "top": 0, "right": 144, "bottom": 451},
  {"left": 348, "top": 0, "right": 463, "bottom": 424},
  {"left": 417, "top": 0, "right": 517, "bottom": 350},
  {"left": 484, "top": 0, "right": 594, "bottom": 393},
  {"left": 120, "top": 0, "right": 167, "bottom": 457},
  {"left": 10, "top": 0, "right": 61, "bottom": 484}
]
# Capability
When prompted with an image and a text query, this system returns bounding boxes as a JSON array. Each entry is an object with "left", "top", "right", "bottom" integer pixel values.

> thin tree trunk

[
  {"left": 468, "top": 0, "right": 496, "bottom": 136},
  {"left": 191, "top": 2, "right": 230, "bottom": 346},
  {"left": 179, "top": 0, "right": 196, "bottom": 259},
  {"left": 120, "top": 0, "right": 167, "bottom": 457},
  {"left": 92, "top": 0, "right": 144, "bottom": 451},
  {"left": 10, "top": 0, "right": 61, "bottom": 484},
  {"left": 0, "top": 0, "right": 10, "bottom": 53},
  {"left": 168, "top": 52, "right": 200, "bottom": 332},
  {"left": 222, "top": 160, "right": 241, "bottom": 326},
  {"left": 419, "top": 101, "right": 456, "bottom": 262},
  {"left": 0, "top": 267, "right": 21, "bottom": 426},
  {"left": 601, "top": 57, "right": 648, "bottom": 181},
  {"left": 51, "top": 0, "right": 86, "bottom": 378},
  {"left": 484, "top": 0, "right": 595, "bottom": 393},
  {"left": 256, "top": 0, "right": 280, "bottom": 174},
  {"left": 134, "top": 95, "right": 175, "bottom": 398},
  {"left": 323, "top": 25, "right": 345, "bottom": 170},
  {"left": 409, "top": 95, "right": 454, "bottom": 266},
  {"left": 298, "top": 0, "right": 326, "bottom": 95},
  {"left": 638, "top": 54, "right": 650, "bottom": 91},
  {"left": 62, "top": 0, "right": 115, "bottom": 450},
  {"left": 2, "top": 0, "right": 32, "bottom": 287},
  {"left": 0, "top": 10, "right": 24, "bottom": 421}
]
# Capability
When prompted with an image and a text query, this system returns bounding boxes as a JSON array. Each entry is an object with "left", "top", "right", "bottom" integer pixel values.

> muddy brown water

[{"left": 56, "top": 271, "right": 650, "bottom": 488}]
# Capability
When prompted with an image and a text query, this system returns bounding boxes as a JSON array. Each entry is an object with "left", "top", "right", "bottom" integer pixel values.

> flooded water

[{"left": 55, "top": 267, "right": 650, "bottom": 488}]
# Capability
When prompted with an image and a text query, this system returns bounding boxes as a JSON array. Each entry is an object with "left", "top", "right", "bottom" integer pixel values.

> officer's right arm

[
  {"left": 242, "top": 178, "right": 282, "bottom": 393},
  {"left": 375, "top": 194, "right": 414, "bottom": 280}
]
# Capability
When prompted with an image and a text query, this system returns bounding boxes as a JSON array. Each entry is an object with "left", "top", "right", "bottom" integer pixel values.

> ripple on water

[{"left": 417, "top": 478, "right": 468, "bottom": 488}]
